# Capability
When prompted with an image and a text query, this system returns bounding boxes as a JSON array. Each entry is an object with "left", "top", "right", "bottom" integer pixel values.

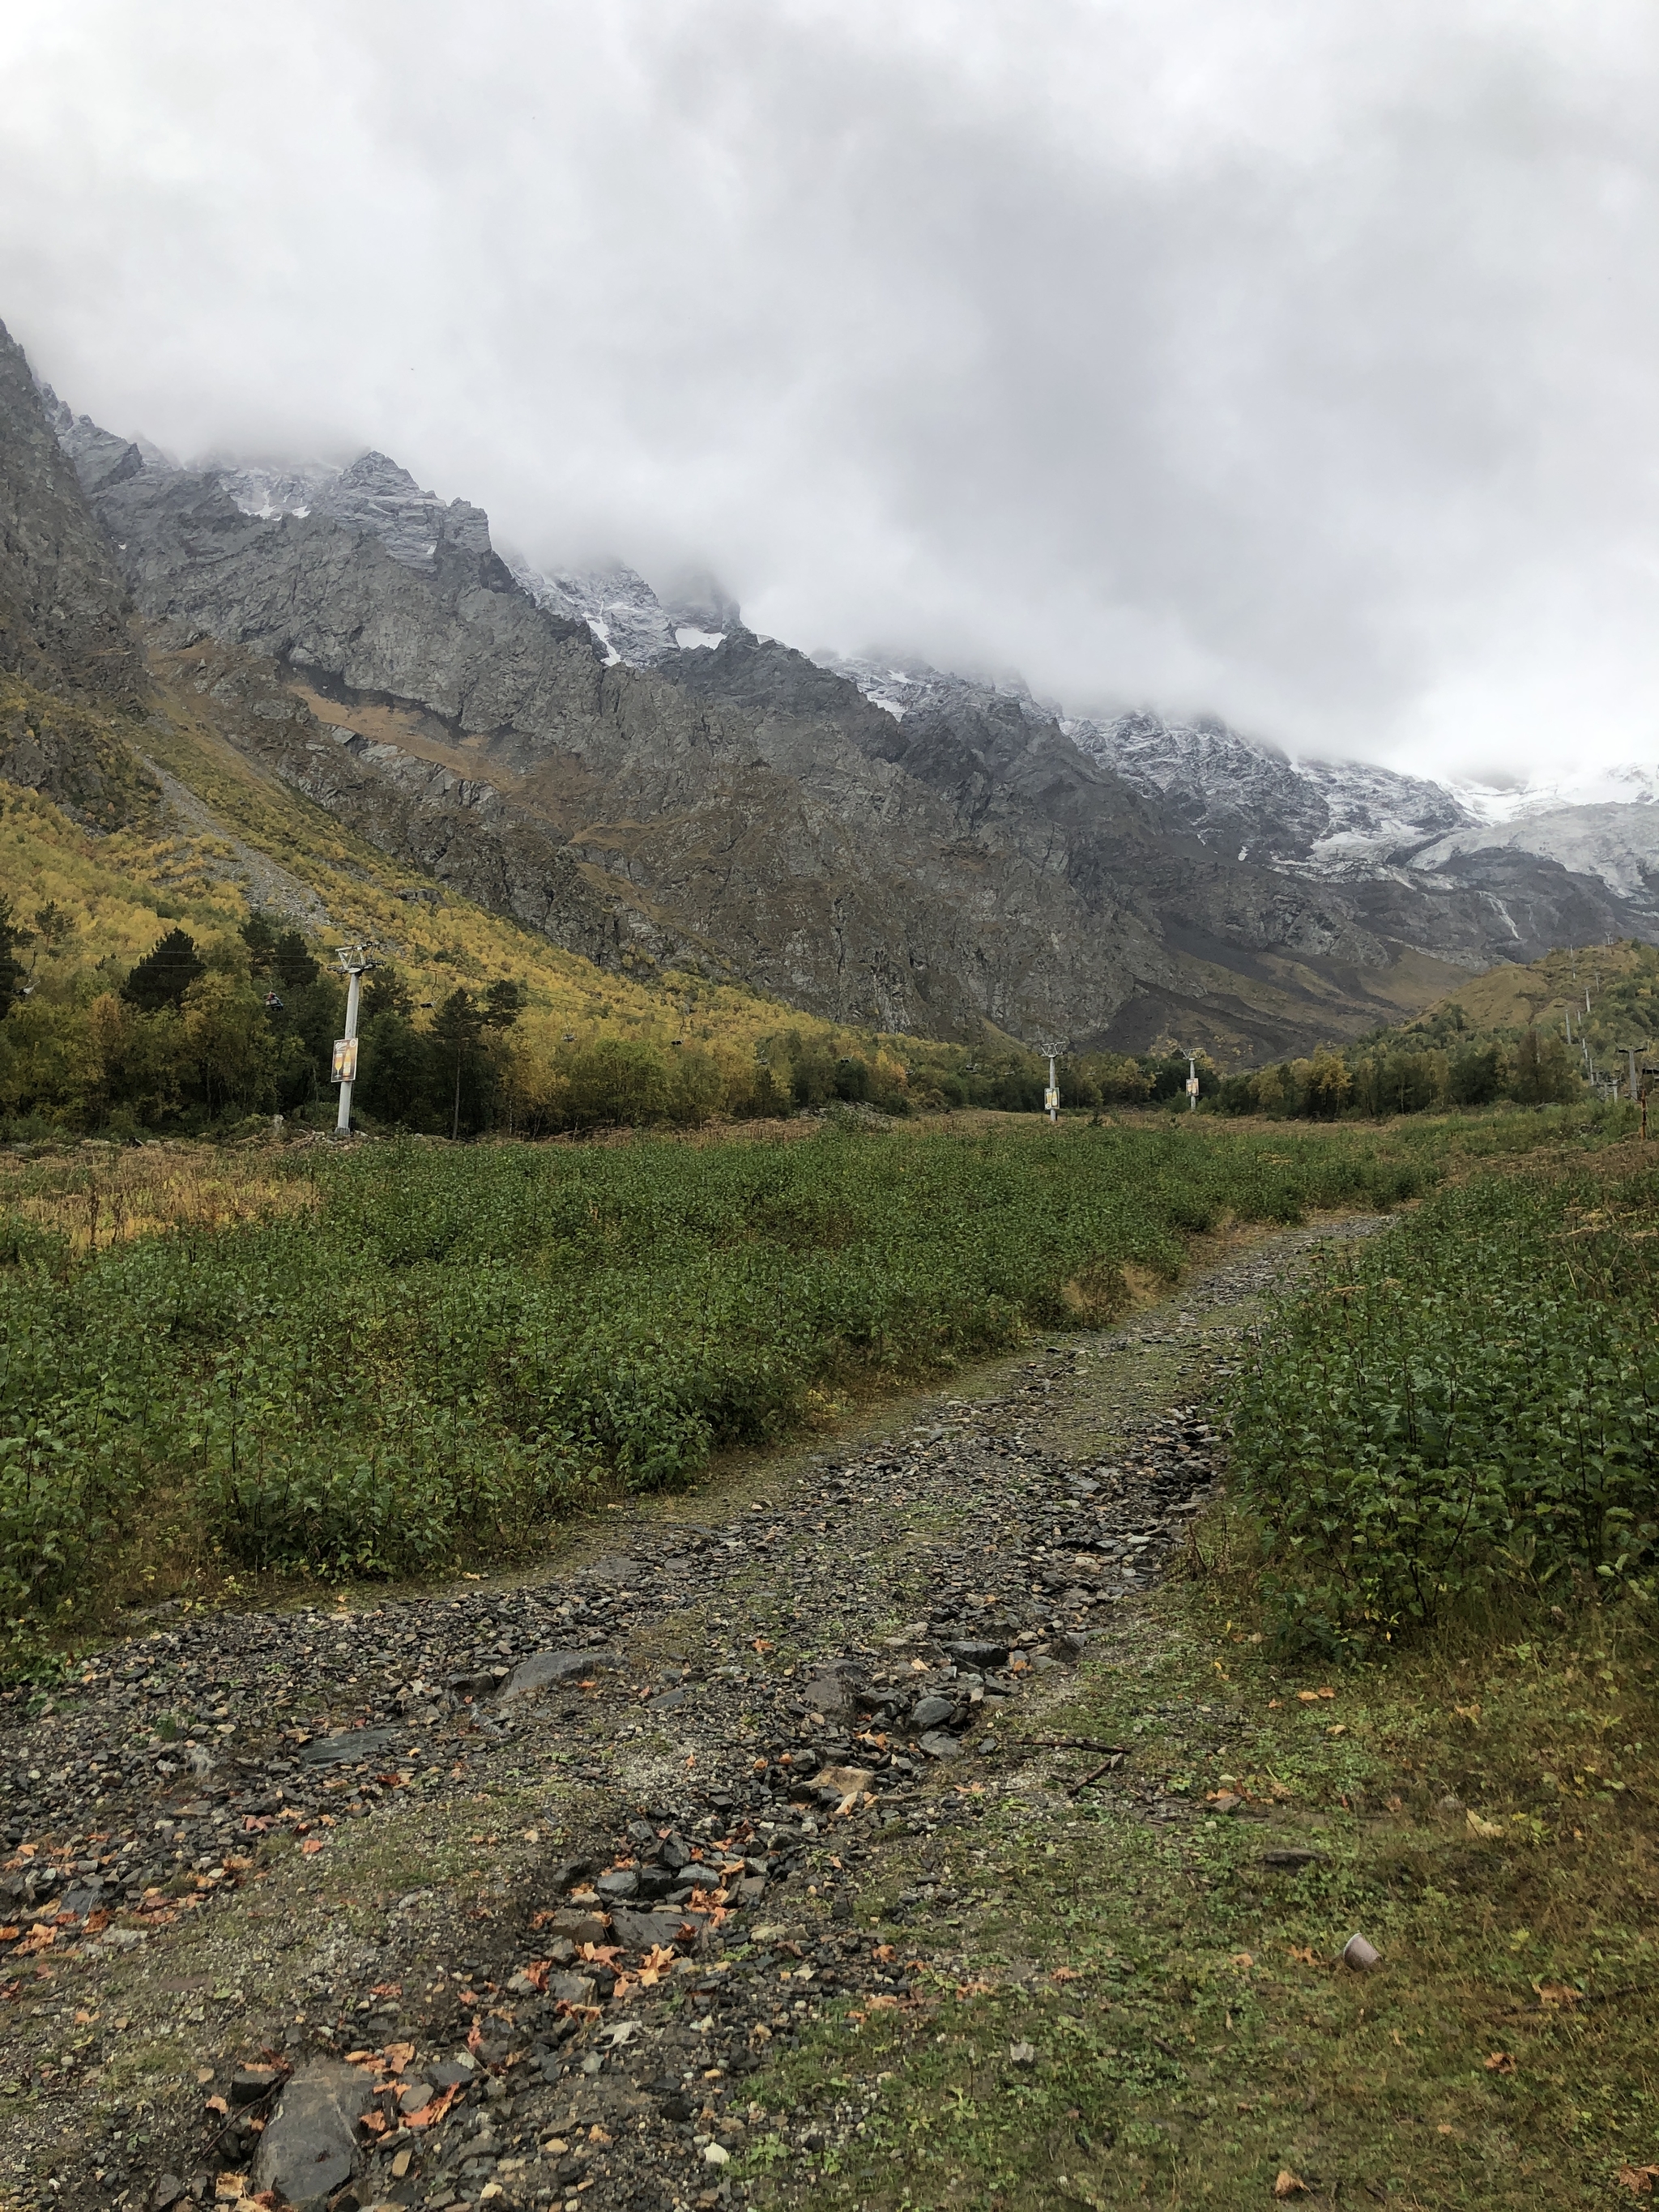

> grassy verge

[{"left": 747, "top": 1571, "right": 1659, "bottom": 2208}]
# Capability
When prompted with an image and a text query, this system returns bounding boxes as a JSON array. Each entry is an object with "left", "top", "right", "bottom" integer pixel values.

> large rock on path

[{"left": 250, "top": 2060, "right": 364, "bottom": 2209}]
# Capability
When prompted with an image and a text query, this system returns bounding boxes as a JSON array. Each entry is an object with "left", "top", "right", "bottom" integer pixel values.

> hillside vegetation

[
  {"left": 0, "top": 671, "right": 1034, "bottom": 1135},
  {"left": 1209, "top": 939, "right": 1659, "bottom": 1120}
]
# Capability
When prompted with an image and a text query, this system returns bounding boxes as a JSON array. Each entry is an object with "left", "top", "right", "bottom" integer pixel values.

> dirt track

[{"left": 0, "top": 1214, "right": 1388, "bottom": 2212}]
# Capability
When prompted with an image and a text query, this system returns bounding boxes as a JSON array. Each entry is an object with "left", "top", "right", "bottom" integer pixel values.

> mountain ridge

[{"left": 14, "top": 322, "right": 1654, "bottom": 1065}]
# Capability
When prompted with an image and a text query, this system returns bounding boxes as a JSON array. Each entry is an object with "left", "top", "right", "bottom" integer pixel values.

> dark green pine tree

[{"left": 121, "top": 927, "right": 205, "bottom": 1012}]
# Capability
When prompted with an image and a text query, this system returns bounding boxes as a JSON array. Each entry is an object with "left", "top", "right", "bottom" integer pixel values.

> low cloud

[{"left": 2, "top": 0, "right": 1655, "bottom": 778}]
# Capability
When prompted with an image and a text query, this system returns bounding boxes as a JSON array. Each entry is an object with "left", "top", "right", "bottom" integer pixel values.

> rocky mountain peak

[
  {"left": 32, "top": 378, "right": 145, "bottom": 499},
  {"left": 0, "top": 327, "right": 143, "bottom": 702}
]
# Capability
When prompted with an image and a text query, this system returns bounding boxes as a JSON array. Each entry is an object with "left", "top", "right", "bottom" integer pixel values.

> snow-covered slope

[
  {"left": 1070, "top": 707, "right": 1659, "bottom": 910},
  {"left": 204, "top": 450, "right": 736, "bottom": 667}
]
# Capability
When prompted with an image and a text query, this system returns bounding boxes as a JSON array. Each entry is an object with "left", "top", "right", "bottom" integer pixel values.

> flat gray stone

[
  {"left": 800, "top": 1670, "right": 853, "bottom": 1719},
  {"left": 251, "top": 2060, "right": 364, "bottom": 2208},
  {"left": 548, "top": 1971, "right": 598, "bottom": 2005},
  {"left": 919, "top": 1730, "right": 963, "bottom": 1760},
  {"left": 295, "top": 1725, "right": 405, "bottom": 1767},
  {"left": 609, "top": 1904, "right": 705, "bottom": 1953},
  {"left": 537, "top": 1906, "right": 608, "bottom": 1945},
  {"left": 911, "top": 1694, "right": 956, "bottom": 1731},
  {"left": 500, "top": 1649, "right": 620, "bottom": 1703}
]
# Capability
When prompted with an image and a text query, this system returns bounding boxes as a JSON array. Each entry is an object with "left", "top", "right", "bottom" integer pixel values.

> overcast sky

[{"left": 2, "top": 0, "right": 1655, "bottom": 782}]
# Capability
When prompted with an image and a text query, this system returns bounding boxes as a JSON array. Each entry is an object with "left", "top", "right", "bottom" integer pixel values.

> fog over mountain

[{"left": 2, "top": 0, "right": 1657, "bottom": 787}]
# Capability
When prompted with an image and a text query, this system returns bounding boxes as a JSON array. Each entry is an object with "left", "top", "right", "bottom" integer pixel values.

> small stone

[
  {"left": 812, "top": 1763, "right": 874, "bottom": 1809},
  {"left": 596, "top": 1869, "right": 639, "bottom": 1901},
  {"left": 151, "top": 2176, "right": 184, "bottom": 2210},
  {"left": 231, "top": 2066, "right": 283, "bottom": 2106},
  {"left": 548, "top": 1971, "right": 598, "bottom": 2005},
  {"left": 536, "top": 1908, "right": 607, "bottom": 1946},
  {"left": 399, "top": 2082, "right": 433, "bottom": 2114},
  {"left": 911, "top": 1695, "right": 956, "bottom": 1732},
  {"left": 610, "top": 1905, "right": 702, "bottom": 1952},
  {"left": 703, "top": 2142, "right": 731, "bottom": 2167},
  {"left": 918, "top": 1731, "right": 962, "bottom": 1760},
  {"left": 1009, "top": 2041, "right": 1037, "bottom": 2065}
]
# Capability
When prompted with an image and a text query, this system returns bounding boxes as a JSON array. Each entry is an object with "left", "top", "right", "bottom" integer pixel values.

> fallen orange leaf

[
  {"left": 1287, "top": 1946, "right": 1318, "bottom": 1966},
  {"left": 1616, "top": 2168, "right": 1659, "bottom": 2195},
  {"left": 1484, "top": 2052, "right": 1516, "bottom": 2075},
  {"left": 300, "top": 1839, "right": 324, "bottom": 1856},
  {"left": 1274, "top": 2172, "right": 1309, "bottom": 2198}
]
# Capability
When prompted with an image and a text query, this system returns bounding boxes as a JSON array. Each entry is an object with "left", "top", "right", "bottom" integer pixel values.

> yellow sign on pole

[{"left": 331, "top": 1038, "right": 359, "bottom": 1085}]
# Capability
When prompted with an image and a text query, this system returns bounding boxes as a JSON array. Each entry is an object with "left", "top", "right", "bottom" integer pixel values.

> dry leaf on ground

[{"left": 1274, "top": 2172, "right": 1310, "bottom": 2198}]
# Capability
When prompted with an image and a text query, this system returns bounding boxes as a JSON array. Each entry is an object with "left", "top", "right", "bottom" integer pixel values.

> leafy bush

[{"left": 1231, "top": 1163, "right": 1659, "bottom": 1652}]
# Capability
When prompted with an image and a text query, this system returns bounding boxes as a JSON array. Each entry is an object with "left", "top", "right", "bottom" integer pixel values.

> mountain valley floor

[{"left": 2, "top": 1142, "right": 1654, "bottom": 2211}]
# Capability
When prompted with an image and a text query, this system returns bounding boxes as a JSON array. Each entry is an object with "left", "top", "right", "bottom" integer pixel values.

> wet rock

[
  {"left": 918, "top": 1731, "right": 962, "bottom": 1760},
  {"left": 911, "top": 1695, "right": 956, "bottom": 1732},
  {"left": 250, "top": 2059, "right": 365, "bottom": 2209},
  {"left": 945, "top": 1640, "right": 1009, "bottom": 1669}
]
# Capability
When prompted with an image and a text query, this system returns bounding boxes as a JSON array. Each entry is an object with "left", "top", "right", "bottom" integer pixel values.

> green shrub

[{"left": 1230, "top": 1165, "right": 1659, "bottom": 1652}]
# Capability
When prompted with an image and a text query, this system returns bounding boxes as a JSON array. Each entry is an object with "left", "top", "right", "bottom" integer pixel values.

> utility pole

[
  {"left": 1185, "top": 1049, "right": 1199, "bottom": 1110},
  {"left": 1044, "top": 1048, "right": 1059, "bottom": 1126},
  {"left": 332, "top": 942, "right": 372, "bottom": 1135}
]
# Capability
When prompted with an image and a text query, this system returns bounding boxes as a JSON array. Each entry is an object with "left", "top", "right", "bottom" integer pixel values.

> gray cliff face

[
  {"left": 0, "top": 327, "right": 143, "bottom": 705},
  {"left": 65, "top": 426, "right": 1432, "bottom": 1054},
  {"left": 32, "top": 354, "right": 1657, "bottom": 1056}
]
